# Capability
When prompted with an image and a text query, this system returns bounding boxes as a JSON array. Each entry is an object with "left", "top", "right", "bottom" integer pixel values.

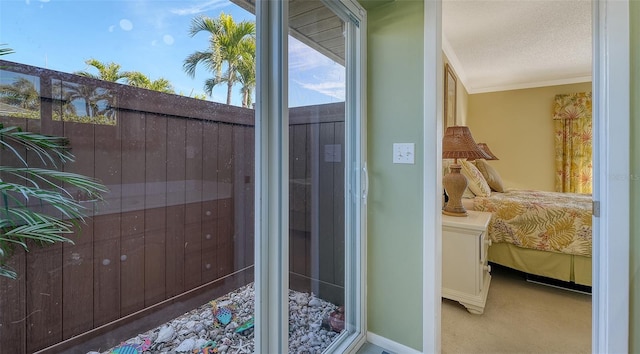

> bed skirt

[{"left": 488, "top": 242, "right": 592, "bottom": 286}]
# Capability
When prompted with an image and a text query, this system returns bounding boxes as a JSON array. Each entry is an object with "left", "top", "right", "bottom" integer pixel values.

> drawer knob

[
  {"left": 484, "top": 264, "right": 492, "bottom": 272},
  {"left": 485, "top": 239, "right": 492, "bottom": 246}
]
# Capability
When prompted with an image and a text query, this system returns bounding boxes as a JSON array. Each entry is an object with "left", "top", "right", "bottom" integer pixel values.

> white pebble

[
  {"left": 175, "top": 338, "right": 196, "bottom": 352},
  {"left": 155, "top": 325, "right": 175, "bottom": 343}
]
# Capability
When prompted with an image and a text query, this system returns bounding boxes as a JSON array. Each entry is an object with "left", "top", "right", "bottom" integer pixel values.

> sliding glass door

[{"left": 255, "top": 0, "right": 366, "bottom": 352}]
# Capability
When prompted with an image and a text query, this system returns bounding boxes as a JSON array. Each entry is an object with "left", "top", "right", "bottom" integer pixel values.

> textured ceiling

[{"left": 442, "top": 0, "right": 592, "bottom": 93}]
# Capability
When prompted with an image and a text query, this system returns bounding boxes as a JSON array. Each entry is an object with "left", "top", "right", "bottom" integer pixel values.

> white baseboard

[{"left": 366, "top": 332, "right": 422, "bottom": 354}]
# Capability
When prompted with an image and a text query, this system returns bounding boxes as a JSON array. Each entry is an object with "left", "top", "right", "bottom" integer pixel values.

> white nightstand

[{"left": 442, "top": 210, "right": 492, "bottom": 314}]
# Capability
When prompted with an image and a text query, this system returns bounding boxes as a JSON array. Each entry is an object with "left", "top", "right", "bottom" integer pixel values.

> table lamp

[
  {"left": 473, "top": 142, "right": 499, "bottom": 160},
  {"left": 442, "top": 126, "right": 491, "bottom": 216}
]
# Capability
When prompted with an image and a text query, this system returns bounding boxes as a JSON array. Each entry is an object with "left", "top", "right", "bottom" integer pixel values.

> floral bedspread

[{"left": 473, "top": 190, "right": 592, "bottom": 257}]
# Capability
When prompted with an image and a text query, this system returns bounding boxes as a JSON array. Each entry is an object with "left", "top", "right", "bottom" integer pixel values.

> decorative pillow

[
  {"left": 460, "top": 159, "right": 491, "bottom": 197},
  {"left": 462, "top": 186, "right": 475, "bottom": 198},
  {"left": 474, "top": 159, "right": 505, "bottom": 192}
]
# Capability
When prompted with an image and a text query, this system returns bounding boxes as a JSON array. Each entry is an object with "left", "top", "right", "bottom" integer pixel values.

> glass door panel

[{"left": 287, "top": 0, "right": 363, "bottom": 352}]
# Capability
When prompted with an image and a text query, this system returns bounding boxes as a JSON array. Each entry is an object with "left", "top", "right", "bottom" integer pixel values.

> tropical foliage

[
  {"left": 0, "top": 44, "right": 14, "bottom": 57},
  {"left": 126, "top": 72, "right": 175, "bottom": 93},
  {"left": 0, "top": 48, "right": 108, "bottom": 280},
  {"left": 74, "top": 58, "right": 130, "bottom": 83},
  {"left": 75, "top": 58, "right": 175, "bottom": 93},
  {"left": 183, "top": 13, "right": 256, "bottom": 107},
  {"left": 0, "top": 125, "right": 108, "bottom": 279}
]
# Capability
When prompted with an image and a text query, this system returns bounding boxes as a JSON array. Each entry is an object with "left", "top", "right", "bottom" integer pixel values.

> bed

[
  {"left": 453, "top": 159, "right": 593, "bottom": 287},
  {"left": 467, "top": 189, "right": 593, "bottom": 286}
]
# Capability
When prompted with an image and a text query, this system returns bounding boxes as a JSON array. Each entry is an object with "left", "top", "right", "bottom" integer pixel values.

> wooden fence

[{"left": 0, "top": 61, "right": 345, "bottom": 353}]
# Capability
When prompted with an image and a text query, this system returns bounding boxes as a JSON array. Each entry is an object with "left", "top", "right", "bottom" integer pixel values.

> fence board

[
  {"left": 119, "top": 212, "right": 145, "bottom": 316},
  {"left": 318, "top": 123, "right": 336, "bottom": 286},
  {"left": 93, "top": 214, "right": 121, "bottom": 327},
  {"left": 290, "top": 124, "right": 309, "bottom": 277},
  {"left": 0, "top": 248, "right": 27, "bottom": 354},
  {"left": 233, "top": 124, "right": 254, "bottom": 282},
  {"left": 144, "top": 115, "right": 167, "bottom": 306},
  {"left": 120, "top": 112, "right": 146, "bottom": 316},
  {"left": 184, "top": 120, "right": 203, "bottom": 290},
  {"left": 201, "top": 122, "right": 219, "bottom": 283},
  {"left": 93, "top": 122, "right": 122, "bottom": 327},
  {"left": 243, "top": 126, "right": 255, "bottom": 272},
  {"left": 165, "top": 118, "right": 187, "bottom": 297},
  {"left": 26, "top": 243, "right": 63, "bottom": 353},
  {"left": 217, "top": 124, "right": 233, "bottom": 276},
  {"left": 61, "top": 223, "right": 94, "bottom": 339},
  {"left": 61, "top": 120, "right": 95, "bottom": 339},
  {"left": 333, "top": 122, "right": 345, "bottom": 288}
]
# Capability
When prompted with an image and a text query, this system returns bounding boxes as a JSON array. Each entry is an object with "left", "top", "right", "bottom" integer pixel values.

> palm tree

[
  {"left": 236, "top": 40, "right": 256, "bottom": 108},
  {"left": 125, "top": 72, "right": 175, "bottom": 94},
  {"left": 0, "top": 77, "right": 40, "bottom": 111},
  {"left": 0, "top": 125, "right": 108, "bottom": 279},
  {"left": 183, "top": 13, "right": 256, "bottom": 106},
  {"left": 75, "top": 58, "right": 129, "bottom": 83}
]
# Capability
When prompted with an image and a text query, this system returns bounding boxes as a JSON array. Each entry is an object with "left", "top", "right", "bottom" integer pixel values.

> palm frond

[
  {"left": 0, "top": 125, "right": 108, "bottom": 279},
  {"left": 0, "top": 124, "right": 73, "bottom": 167},
  {"left": 0, "top": 167, "right": 106, "bottom": 196},
  {"left": 0, "top": 267, "right": 17, "bottom": 280}
]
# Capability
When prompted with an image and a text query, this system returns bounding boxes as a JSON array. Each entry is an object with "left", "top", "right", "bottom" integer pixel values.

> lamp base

[
  {"left": 442, "top": 164, "right": 469, "bottom": 217},
  {"left": 442, "top": 209, "right": 468, "bottom": 217}
]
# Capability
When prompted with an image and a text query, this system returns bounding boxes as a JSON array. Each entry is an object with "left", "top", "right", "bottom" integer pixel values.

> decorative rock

[
  {"left": 194, "top": 338, "right": 208, "bottom": 348},
  {"left": 175, "top": 338, "right": 196, "bottom": 352},
  {"left": 308, "top": 298, "right": 321, "bottom": 307},
  {"left": 155, "top": 325, "right": 175, "bottom": 343}
]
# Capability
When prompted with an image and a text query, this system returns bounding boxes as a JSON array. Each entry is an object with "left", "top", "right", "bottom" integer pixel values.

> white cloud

[
  {"left": 120, "top": 19, "right": 133, "bottom": 31},
  {"left": 288, "top": 37, "right": 336, "bottom": 72},
  {"left": 170, "top": 0, "right": 230, "bottom": 16},
  {"left": 108, "top": 25, "right": 115, "bottom": 32},
  {"left": 298, "top": 81, "right": 345, "bottom": 101},
  {"left": 289, "top": 37, "right": 346, "bottom": 101}
]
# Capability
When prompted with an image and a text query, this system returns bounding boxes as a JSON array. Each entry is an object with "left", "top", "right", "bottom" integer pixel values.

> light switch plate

[{"left": 393, "top": 143, "right": 415, "bottom": 164}]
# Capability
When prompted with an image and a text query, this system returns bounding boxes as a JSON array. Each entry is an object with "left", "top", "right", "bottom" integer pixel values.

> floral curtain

[{"left": 553, "top": 92, "right": 592, "bottom": 193}]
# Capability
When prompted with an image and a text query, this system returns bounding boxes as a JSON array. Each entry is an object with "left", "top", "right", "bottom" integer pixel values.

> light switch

[{"left": 393, "top": 143, "right": 415, "bottom": 164}]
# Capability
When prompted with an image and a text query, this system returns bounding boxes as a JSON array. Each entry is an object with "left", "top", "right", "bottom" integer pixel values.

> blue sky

[{"left": 0, "top": 0, "right": 345, "bottom": 107}]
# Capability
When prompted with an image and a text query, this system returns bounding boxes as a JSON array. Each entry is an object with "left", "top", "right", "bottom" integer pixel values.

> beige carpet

[{"left": 442, "top": 265, "right": 592, "bottom": 354}]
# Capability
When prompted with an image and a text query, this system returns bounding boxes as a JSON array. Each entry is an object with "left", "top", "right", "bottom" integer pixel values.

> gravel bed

[{"left": 94, "top": 283, "right": 343, "bottom": 354}]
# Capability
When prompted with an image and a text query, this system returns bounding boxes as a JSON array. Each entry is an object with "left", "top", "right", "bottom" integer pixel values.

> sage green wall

[
  {"left": 466, "top": 82, "right": 592, "bottom": 191},
  {"left": 630, "top": 1, "right": 639, "bottom": 352},
  {"left": 366, "top": 0, "right": 424, "bottom": 350}
]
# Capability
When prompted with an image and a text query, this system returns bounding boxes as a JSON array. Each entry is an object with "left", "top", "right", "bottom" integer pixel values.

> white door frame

[{"left": 422, "top": 1, "right": 631, "bottom": 353}]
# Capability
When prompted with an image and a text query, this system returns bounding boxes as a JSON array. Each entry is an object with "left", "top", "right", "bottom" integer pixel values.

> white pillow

[{"left": 460, "top": 159, "right": 491, "bottom": 197}]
